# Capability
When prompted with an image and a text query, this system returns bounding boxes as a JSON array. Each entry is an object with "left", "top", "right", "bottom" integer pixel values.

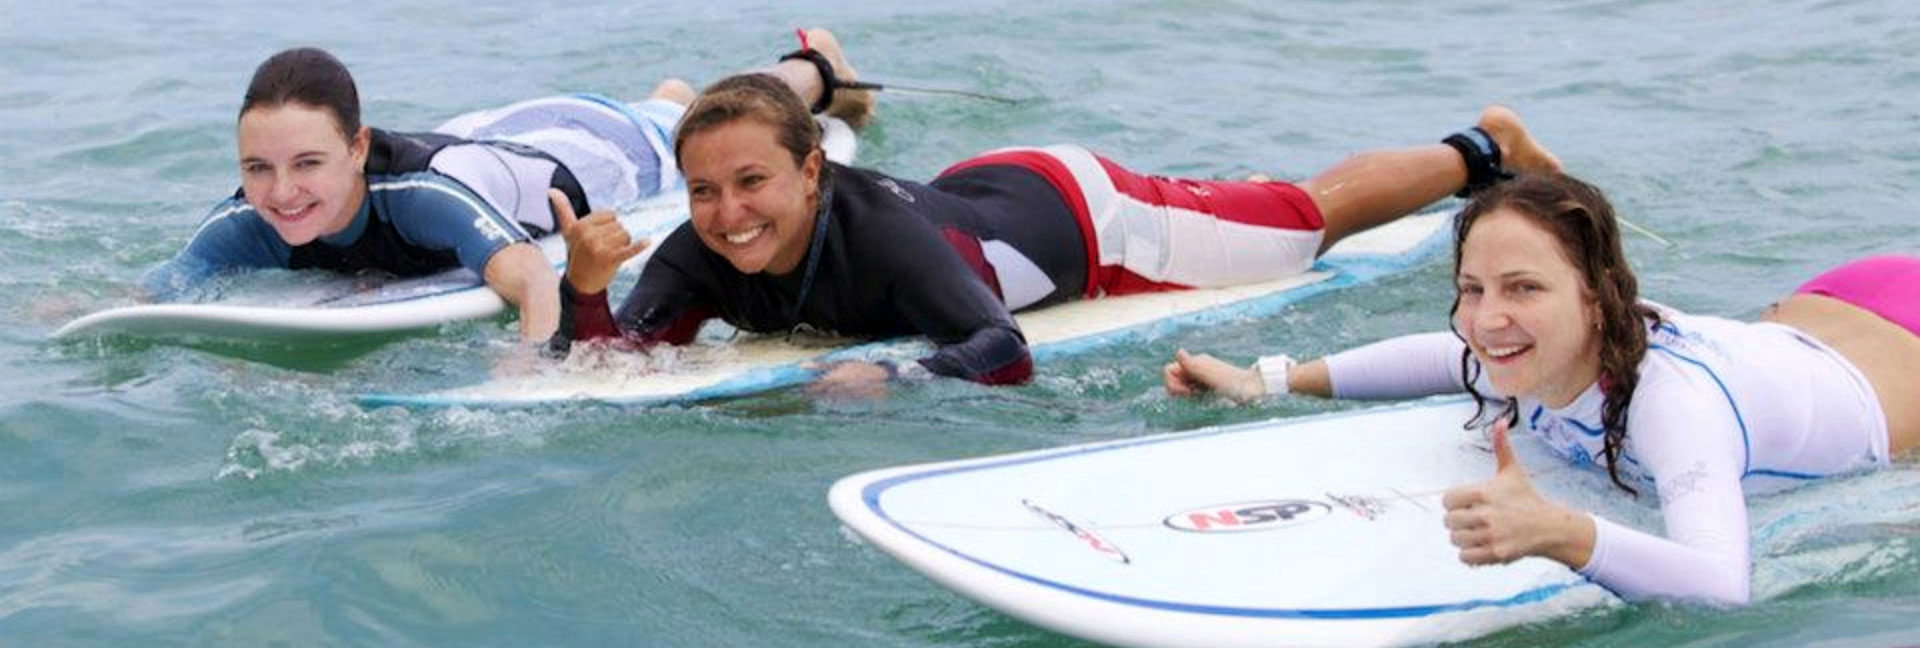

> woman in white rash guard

[{"left": 1163, "top": 171, "right": 1920, "bottom": 605}]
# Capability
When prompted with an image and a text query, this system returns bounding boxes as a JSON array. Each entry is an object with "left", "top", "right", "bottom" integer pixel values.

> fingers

[
  {"left": 1163, "top": 361, "right": 1194, "bottom": 396},
  {"left": 1447, "top": 513, "right": 1502, "bottom": 565},
  {"left": 1491, "top": 417, "right": 1518, "bottom": 473},
  {"left": 1448, "top": 518, "right": 1516, "bottom": 565},
  {"left": 1441, "top": 485, "right": 1485, "bottom": 511},
  {"left": 1457, "top": 545, "right": 1501, "bottom": 566},
  {"left": 1164, "top": 350, "right": 1198, "bottom": 396},
  {"left": 617, "top": 236, "right": 651, "bottom": 263},
  {"left": 549, "top": 189, "right": 580, "bottom": 232},
  {"left": 1174, "top": 350, "right": 1225, "bottom": 386}
]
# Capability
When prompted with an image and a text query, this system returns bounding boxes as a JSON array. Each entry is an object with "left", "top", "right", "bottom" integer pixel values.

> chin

[
  {"left": 1483, "top": 372, "right": 1533, "bottom": 399},
  {"left": 724, "top": 255, "right": 771, "bottom": 275},
  {"left": 272, "top": 227, "right": 320, "bottom": 246}
]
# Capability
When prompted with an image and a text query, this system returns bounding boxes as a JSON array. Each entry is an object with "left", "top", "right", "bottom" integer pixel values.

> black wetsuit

[{"left": 556, "top": 161, "right": 1088, "bottom": 384}]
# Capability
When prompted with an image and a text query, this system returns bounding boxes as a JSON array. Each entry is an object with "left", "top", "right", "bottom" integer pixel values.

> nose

[
  {"left": 715, "top": 187, "right": 750, "bottom": 227},
  {"left": 268, "top": 168, "right": 299, "bottom": 205},
  {"left": 1466, "top": 294, "right": 1514, "bottom": 334}
]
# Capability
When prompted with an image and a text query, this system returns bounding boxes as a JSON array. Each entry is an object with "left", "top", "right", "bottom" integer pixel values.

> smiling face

[
  {"left": 680, "top": 118, "right": 822, "bottom": 275},
  {"left": 1453, "top": 207, "right": 1604, "bottom": 407},
  {"left": 236, "top": 102, "right": 368, "bottom": 246}
]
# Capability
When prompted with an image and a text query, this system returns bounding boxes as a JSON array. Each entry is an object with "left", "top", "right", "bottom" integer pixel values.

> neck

[
  {"left": 325, "top": 175, "right": 371, "bottom": 238},
  {"left": 1536, "top": 350, "right": 1604, "bottom": 409}
]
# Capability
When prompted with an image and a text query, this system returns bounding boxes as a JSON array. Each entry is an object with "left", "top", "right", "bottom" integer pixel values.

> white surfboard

[
  {"left": 829, "top": 398, "right": 1617, "bottom": 648},
  {"left": 357, "top": 208, "right": 1453, "bottom": 409},
  {"left": 49, "top": 117, "right": 860, "bottom": 345}
]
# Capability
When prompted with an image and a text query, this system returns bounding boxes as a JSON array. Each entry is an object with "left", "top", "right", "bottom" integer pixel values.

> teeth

[
  {"left": 724, "top": 225, "right": 765, "bottom": 244},
  {"left": 1486, "top": 345, "right": 1527, "bottom": 358}
]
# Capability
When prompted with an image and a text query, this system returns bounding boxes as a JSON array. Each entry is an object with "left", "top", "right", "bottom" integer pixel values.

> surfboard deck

[
  {"left": 50, "top": 117, "right": 860, "bottom": 345},
  {"left": 829, "top": 397, "right": 1617, "bottom": 648},
  {"left": 357, "top": 208, "right": 1453, "bottom": 409}
]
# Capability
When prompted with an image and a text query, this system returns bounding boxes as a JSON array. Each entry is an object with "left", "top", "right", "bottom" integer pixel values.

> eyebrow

[
  {"left": 1457, "top": 269, "right": 1545, "bottom": 281},
  {"left": 240, "top": 150, "right": 329, "bottom": 166}
]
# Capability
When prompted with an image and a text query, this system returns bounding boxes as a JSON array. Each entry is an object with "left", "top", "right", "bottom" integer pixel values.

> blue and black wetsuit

[
  {"left": 145, "top": 95, "right": 683, "bottom": 300},
  {"left": 144, "top": 169, "right": 534, "bottom": 299}
]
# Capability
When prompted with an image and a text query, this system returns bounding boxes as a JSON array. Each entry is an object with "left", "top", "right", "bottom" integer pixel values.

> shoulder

[
  {"left": 644, "top": 221, "right": 733, "bottom": 280},
  {"left": 366, "top": 171, "right": 491, "bottom": 214},
  {"left": 188, "top": 194, "right": 264, "bottom": 239},
  {"left": 368, "top": 171, "right": 524, "bottom": 239},
  {"left": 183, "top": 195, "right": 280, "bottom": 255},
  {"left": 167, "top": 194, "right": 288, "bottom": 275}
]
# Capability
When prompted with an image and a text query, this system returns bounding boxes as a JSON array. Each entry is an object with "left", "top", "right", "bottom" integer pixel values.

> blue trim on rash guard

[
  {"left": 1647, "top": 344, "right": 1750, "bottom": 475},
  {"left": 1646, "top": 319, "right": 1830, "bottom": 482},
  {"left": 368, "top": 172, "right": 530, "bottom": 275}
]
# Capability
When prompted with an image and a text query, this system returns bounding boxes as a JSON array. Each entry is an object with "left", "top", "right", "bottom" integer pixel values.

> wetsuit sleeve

[
  {"left": 1323, "top": 332, "right": 1470, "bottom": 399},
  {"left": 893, "top": 256, "right": 1032, "bottom": 385},
  {"left": 549, "top": 225, "right": 715, "bottom": 353},
  {"left": 379, "top": 173, "right": 532, "bottom": 276},
  {"left": 141, "top": 197, "right": 288, "bottom": 300},
  {"left": 1576, "top": 369, "right": 1752, "bottom": 605}
]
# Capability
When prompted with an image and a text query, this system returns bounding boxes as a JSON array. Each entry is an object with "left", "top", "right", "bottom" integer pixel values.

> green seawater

[{"left": 2, "top": 0, "right": 1917, "bottom": 645}]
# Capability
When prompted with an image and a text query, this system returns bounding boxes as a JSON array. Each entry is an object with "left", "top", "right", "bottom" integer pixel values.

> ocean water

[{"left": 3, "top": 0, "right": 1918, "bottom": 646}]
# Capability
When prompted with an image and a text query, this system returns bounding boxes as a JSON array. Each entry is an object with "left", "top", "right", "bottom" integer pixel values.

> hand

[
  {"left": 553, "top": 189, "right": 648, "bottom": 295},
  {"left": 807, "top": 361, "right": 892, "bottom": 400},
  {"left": 490, "top": 341, "right": 544, "bottom": 379},
  {"left": 1162, "top": 349, "right": 1265, "bottom": 403},
  {"left": 1441, "top": 417, "right": 1593, "bottom": 567}
]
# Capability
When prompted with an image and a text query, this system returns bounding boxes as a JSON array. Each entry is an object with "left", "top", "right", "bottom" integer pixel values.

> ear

[
  {"left": 803, "top": 147, "right": 823, "bottom": 182},
  {"left": 801, "top": 147, "right": 824, "bottom": 199},
  {"left": 349, "top": 125, "right": 371, "bottom": 166}
]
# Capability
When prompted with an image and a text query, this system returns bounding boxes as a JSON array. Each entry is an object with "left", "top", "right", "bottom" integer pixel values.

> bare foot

[
  {"left": 648, "top": 78, "right": 696, "bottom": 106},
  {"left": 1477, "top": 105, "right": 1562, "bottom": 174},
  {"left": 801, "top": 28, "right": 876, "bottom": 130}
]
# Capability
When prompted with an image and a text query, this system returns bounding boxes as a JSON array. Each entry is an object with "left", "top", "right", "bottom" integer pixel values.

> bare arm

[
  {"left": 1163, "top": 350, "right": 1332, "bottom": 403},
  {"left": 1165, "top": 332, "right": 1464, "bottom": 403},
  {"left": 482, "top": 242, "right": 560, "bottom": 341}
]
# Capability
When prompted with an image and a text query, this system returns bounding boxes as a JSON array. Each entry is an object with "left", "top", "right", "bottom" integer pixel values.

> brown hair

[
  {"left": 673, "top": 73, "right": 820, "bottom": 171},
  {"left": 240, "top": 47, "right": 361, "bottom": 141},
  {"left": 1449, "top": 173, "right": 1660, "bottom": 495}
]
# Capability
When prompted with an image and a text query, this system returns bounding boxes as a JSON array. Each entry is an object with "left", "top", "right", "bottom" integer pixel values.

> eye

[
  {"left": 294, "top": 158, "right": 323, "bottom": 170},
  {"left": 688, "top": 184, "right": 715, "bottom": 201},
  {"left": 242, "top": 162, "right": 269, "bottom": 175},
  {"left": 1456, "top": 281, "right": 1484, "bottom": 297},
  {"left": 740, "top": 174, "right": 766, "bottom": 189}
]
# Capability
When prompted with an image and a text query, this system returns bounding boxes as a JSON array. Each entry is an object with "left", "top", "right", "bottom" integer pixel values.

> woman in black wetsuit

[{"left": 549, "top": 29, "right": 1564, "bottom": 391}]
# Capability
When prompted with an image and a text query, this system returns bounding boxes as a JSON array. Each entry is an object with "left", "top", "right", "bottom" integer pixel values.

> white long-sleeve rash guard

[{"left": 1307, "top": 305, "right": 1889, "bottom": 605}]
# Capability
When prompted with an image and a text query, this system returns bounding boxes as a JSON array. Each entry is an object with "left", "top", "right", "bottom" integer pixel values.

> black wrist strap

[{"left": 777, "top": 48, "right": 838, "bottom": 114}]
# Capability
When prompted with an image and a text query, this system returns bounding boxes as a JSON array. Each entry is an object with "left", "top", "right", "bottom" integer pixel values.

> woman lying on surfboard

[
  {"left": 1164, "top": 172, "right": 1920, "bottom": 605},
  {"left": 549, "top": 30, "right": 1563, "bottom": 391},
  {"left": 141, "top": 41, "right": 865, "bottom": 341}
]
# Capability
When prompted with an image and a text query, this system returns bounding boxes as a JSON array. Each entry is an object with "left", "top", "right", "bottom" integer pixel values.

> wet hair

[
  {"left": 1449, "top": 173, "right": 1661, "bottom": 496},
  {"left": 673, "top": 73, "right": 821, "bottom": 171},
  {"left": 239, "top": 47, "right": 361, "bottom": 141}
]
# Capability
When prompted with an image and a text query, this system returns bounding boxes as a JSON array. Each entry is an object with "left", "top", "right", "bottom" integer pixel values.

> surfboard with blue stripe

[{"left": 828, "top": 397, "right": 1617, "bottom": 648}]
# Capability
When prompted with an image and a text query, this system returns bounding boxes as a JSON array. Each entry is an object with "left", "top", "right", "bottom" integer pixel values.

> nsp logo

[{"left": 1162, "top": 500, "right": 1332, "bottom": 533}]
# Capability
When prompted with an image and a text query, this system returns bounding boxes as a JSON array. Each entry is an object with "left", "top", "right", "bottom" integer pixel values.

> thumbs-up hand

[
  {"left": 553, "top": 189, "right": 649, "bottom": 296},
  {"left": 1441, "top": 417, "right": 1582, "bottom": 566}
]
